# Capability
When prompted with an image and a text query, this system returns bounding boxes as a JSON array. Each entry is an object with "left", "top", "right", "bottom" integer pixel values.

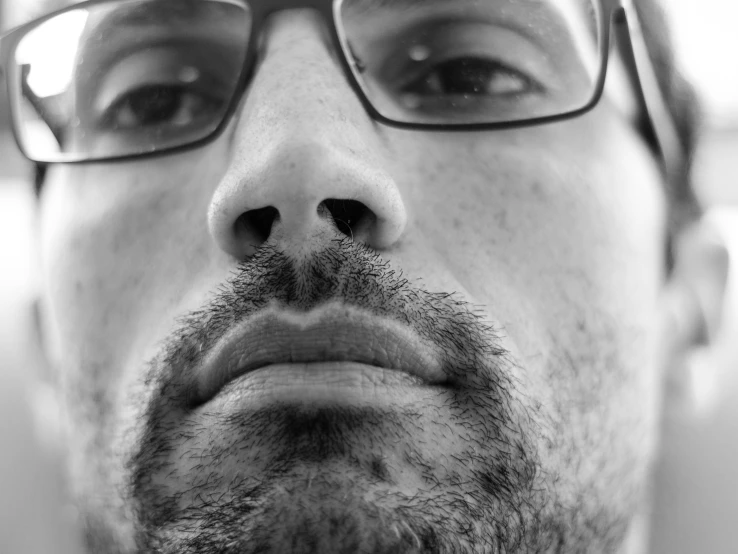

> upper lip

[{"left": 190, "top": 304, "right": 447, "bottom": 406}]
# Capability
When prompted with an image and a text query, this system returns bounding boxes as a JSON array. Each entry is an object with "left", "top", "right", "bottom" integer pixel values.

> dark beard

[
  {"left": 131, "top": 404, "right": 532, "bottom": 554},
  {"left": 107, "top": 237, "right": 630, "bottom": 554}
]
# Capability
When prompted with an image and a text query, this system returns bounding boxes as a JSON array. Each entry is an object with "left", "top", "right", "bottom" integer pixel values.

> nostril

[
  {"left": 323, "top": 198, "right": 372, "bottom": 239},
  {"left": 234, "top": 205, "right": 280, "bottom": 246}
]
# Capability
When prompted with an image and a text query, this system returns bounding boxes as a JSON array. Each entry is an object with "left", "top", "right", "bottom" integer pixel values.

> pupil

[
  {"left": 128, "top": 86, "right": 181, "bottom": 124},
  {"left": 436, "top": 59, "right": 490, "bottom": 94}
]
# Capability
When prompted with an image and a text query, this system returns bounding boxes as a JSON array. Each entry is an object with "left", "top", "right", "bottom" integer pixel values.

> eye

[
  {"left": 103, "top": 84, "right": 224, "bottom": 130},
  {"left": 404, "top": 57, "right": 540, "bottom": 98}
]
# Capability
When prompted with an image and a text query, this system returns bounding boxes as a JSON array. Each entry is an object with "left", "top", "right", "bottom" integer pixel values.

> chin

[{"left": 138, "top": 480, "right": 442, "bottom": 554}]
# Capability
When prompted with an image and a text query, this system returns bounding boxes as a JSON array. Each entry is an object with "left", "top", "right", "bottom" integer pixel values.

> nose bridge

[
  {"left": 236, "top": 9, "right": 360, "bottom": 137},
  {"left": 228, "top": 9, "right": 382, "bottom": 196}
]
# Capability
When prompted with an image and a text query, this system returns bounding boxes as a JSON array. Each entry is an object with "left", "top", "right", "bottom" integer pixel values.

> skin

[{"left": 30, "top": 4, "right": 722, "bottom": 554}]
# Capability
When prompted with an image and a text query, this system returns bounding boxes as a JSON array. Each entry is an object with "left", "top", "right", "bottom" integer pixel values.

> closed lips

[{"left": 190, "top": 306, "right": 447, "bottom": 406}]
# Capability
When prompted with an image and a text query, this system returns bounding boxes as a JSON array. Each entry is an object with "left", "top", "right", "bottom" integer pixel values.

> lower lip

[{"left": 198, "top": 362, "right": 445, "bottom": 410}]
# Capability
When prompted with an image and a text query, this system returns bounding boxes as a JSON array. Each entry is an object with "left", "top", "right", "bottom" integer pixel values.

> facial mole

[{"left": 369, "top": 455, "right": 392, "bottom": 482}]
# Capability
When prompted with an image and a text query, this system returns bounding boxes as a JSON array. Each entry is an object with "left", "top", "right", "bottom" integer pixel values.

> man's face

[{"left": 37, "top": 4, "right": 669, "bottom": 553}]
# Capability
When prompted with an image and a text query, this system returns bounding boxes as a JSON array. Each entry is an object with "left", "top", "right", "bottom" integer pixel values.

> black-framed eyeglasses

[{"left": 0, "top": 0, "right": 680, "bottom": 176}]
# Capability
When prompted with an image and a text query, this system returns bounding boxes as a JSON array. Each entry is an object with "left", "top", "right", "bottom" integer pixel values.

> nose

[{"left": 207, "top": 11, "right": 407, "bottom": 260}]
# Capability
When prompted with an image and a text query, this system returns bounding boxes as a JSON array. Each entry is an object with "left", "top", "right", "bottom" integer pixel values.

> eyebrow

[
  {"left": 85, "top": 0, "right": 598, "bottom": 50},
  {"left": 342, "top": 0, "right": 597, "bottom": 14},
  {"left": 95, "top": 1, "right": 233, "bottom": 28},
  {"left": 341, "top": 0, "right": 598, "bottom": 42},
  {"left": 85, "top": 0, "right": 598, "bottom": 25},
  {"left": 342, "top": 0, "right": 438, "bottom": 11}
]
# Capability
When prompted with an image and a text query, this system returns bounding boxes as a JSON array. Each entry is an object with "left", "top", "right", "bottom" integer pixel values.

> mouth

[{"left": 189, "top": 302, "right": 448, "bottom": 408}]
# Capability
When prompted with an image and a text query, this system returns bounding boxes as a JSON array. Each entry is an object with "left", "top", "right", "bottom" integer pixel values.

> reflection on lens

[
  {"left": 401, "top": 93, "right": 422, "bottom": 110},
  {"left": 178, "top": 66, "right": 201, "bottom": 84},
  {"left": 11, "top": 0, "right": 252, "bottom": 161},
  {"left": 339, "top": 0, "right": 602, "bottom": 125},
  {"left": 408, "top": 45, "right": 431, "bottom": 62}
]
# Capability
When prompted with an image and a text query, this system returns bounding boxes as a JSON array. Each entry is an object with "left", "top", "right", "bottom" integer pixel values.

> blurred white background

[{"left": 0, "top": 1, "right": 736, "bottom": 553}]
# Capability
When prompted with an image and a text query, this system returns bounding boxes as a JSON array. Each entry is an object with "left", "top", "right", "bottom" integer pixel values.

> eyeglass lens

[
  {"left": 339, "top": 0, "right": 602, "bottom": 125},
  {"left": 8, "top": 0, "right": 603, "bottom": 162}
]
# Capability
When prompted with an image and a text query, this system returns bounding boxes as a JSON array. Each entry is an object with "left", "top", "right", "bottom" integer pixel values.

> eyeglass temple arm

[
  {"left": 614, "top": 3, "right": 684, "bottom": 185},
  {"left": 0, "top": 34, "right": 8, "bottom": 83}
]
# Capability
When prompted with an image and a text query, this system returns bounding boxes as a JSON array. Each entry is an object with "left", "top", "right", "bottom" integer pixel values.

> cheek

[
  {"left": 390, "top": 112, "right": 668, "bottom": 504},
  {"left": 38, "top": 150, "right": 225, "bottom": 370},
  {"left": 394, "top": 112, "right": 666, "bottom": 388}
]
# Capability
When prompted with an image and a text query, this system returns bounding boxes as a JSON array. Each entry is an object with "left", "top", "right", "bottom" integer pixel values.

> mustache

[{"left": 150, "top": 236, "right": 509, "bottom": 407}]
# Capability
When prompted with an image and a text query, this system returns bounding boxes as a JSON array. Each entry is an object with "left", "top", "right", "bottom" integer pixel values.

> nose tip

[{"left": 207, "top": 139, "right": 407, "bottom": 259}]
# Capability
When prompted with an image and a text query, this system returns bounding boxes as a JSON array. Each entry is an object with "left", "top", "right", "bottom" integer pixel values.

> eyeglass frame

[{"left": 0, "top": 0, "right": 681, "bottom": 180}]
